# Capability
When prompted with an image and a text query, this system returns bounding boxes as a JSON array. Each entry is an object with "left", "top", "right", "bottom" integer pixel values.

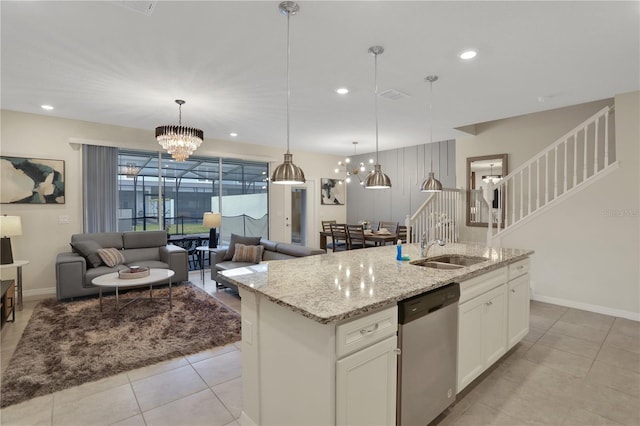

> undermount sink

[
  {"left": 410, "top": 255, "right": 489, "bottom": 270},
  {"left": 428, "top": 255, "right": 489, "bottom": 267},
  {"left": 409, "top": 260, "right": 464, "bottom": 270}
]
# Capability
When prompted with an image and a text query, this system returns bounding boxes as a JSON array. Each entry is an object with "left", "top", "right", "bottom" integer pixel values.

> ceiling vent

[
  {"left": 378, "top": 89, "right": 409, "bottom": 101},
  {"left": 114, "top": 1, "right": 157, "bottom": 16}
]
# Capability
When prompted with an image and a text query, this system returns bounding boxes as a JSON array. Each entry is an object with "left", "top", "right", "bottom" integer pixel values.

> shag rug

[{"left": 0, "top": 283, "right": 241, "bottom": 408}]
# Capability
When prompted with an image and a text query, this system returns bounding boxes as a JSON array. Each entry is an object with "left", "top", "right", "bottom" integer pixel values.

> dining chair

[
  {"left": 397, "top": 225, "right": 409, "bottom": 243},
  {"left": 322, "top": 220, "right": 336, "bottom": 232},
  {"left": 346, "top": 224, "right": 367, "bottom": 250},
  {"left": 379, "top": 221, "right": 399, "bottom": 235},
  {"left": 329, "top": 223, "right": 349, "bottom": 252}
]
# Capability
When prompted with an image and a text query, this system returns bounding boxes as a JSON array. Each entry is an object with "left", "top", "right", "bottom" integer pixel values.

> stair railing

[
  {"left": 406, "top": 189, "right": 462, "bottom": 244},
  {"left": 487, "top": 105, "right": 616, "bottom": 245}
]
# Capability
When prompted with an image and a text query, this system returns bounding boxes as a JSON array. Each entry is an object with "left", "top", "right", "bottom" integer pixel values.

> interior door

[{"left": 283, "top": 180, "right": 317, "bottom": 246}]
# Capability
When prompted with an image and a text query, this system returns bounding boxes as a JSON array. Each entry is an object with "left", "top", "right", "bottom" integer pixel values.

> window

[{"left": 116, "top": 150, "right": 268, "bottom": 242}]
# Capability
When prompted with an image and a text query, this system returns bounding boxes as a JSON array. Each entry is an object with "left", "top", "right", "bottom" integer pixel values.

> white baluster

[
  {"left": 583, "top": 125, "right": 588, "bottom": 181},
  {"left": 554, "top": 145, "right": 558, "bottom": 199},
  {"left": 573, "top": 133, "right": 577, "bottom": 188},
  {"left": 545, "top": 152, "right": 549, "bottom": 204},
  {"left": 528, "top": 164, "right": 532, "bottom": 215},
  {"left": 604, "top": 110, "right": 609, "bottom": 166},
  {"left": 594, "top": 118, "right": 599, "bottom": 174},
  {"left": 563, "top": 139, "right": 568, "bottom": 193}
]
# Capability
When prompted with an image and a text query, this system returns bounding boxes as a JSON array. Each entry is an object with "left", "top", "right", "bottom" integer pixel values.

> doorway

[{"left": 284, "top": 180, "right": 317, "bottom": 246}]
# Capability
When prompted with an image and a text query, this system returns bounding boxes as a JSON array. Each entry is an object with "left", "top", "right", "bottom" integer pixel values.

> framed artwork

[
  {"left": 1, "top": 156, "right": 65, "bottom": 204},
  {"left": 321, "top": 178, "right": 345, "bottom": 205}
]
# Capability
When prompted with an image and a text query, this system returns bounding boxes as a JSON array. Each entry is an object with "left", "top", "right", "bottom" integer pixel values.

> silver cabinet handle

[
  {"left": 360, "top": 323, "right": 379, "bottom": 335},
  {"left": 486, "top": 301, "right": 493, "bottom": 306},
  {"left": 511, "top": 289, "right": 516, "bottom": 293},
  {"left": 517, "top": 265, "right": 524, "bottom": 270},
  {"left": 393, "top": 348, "right": 402, "bottom": 355}
]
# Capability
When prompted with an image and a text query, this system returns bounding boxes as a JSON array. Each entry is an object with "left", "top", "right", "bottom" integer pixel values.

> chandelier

[
  {"left": 334, "top": 141, "right": 373, "bottom": 185},
  {"left": 482, "top": 163, "right": 502, "bottom": 184},
  {"left": 121, "top": 163, "right": 140, "bottom": 178},
  {"left": 155, "top": 99, "right": 204, "bottom": 162}
]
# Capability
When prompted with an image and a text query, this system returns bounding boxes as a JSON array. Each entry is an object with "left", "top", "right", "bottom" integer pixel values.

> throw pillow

[
  {"left": 232, "top": 243, "right": 264, "bottom": 264},
  {"left": 70, "top": 240, "right": 104, "bottom": 268},
  {"left": 96, "top": 248, "right": 125, "bottom": 268},
  {"left": 223, "top": 233, "right": 261, "bottom": 261}
]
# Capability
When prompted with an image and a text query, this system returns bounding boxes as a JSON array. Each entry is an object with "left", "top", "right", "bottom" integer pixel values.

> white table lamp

[
  {"left": 203, "top": 212, "right": 222, "bottom": 248},
  {"left": 0, "top": 215, "right": 22, "bottom": 265}
]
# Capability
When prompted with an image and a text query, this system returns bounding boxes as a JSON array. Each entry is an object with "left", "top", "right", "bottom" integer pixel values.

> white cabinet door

[
  {"left": 336, "top": 336, "right": 397, "bottom": 426},
  {"left": 457, "top": 294, "right": 485, "bottom": 392},
  {"left": 508, "top": 273, "right": 530, "bottom": 349},
  {"left": 482, "top": 285, "right": 508, "bottom": 367},
  {"left": 457, "top": 284, "right": 508, "bottom": 393}
]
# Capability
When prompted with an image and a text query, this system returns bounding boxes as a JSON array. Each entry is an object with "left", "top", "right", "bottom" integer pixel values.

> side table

[
  {"left": 1, "top": 279, "right": 16, "bottom": 325},
  {"left": 0, "top": 260, "right": 29, "bottom": 311},
  {"left": 196, "top": 245, "right": 228, "bottom": 285}
]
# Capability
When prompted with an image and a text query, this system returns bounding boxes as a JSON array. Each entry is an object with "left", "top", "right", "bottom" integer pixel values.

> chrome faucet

[{"left": 420, "top": 233, "right": 445, "bottom": 258}]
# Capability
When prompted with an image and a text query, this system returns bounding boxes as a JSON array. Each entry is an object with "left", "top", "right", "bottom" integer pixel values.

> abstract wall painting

[
  {"left": 1, "top": 156, "right": 65, "bottom": 204},
  {"left": 321, "top": 178, "right": 345, "bottom": 205}
]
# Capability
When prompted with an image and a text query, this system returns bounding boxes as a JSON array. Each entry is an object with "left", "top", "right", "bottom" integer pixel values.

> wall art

[
  {"left": 321, "top": 178, "right": 345, "bottom": 205},
  {"left": 1, "top": 156, "right": 65, "bottom": 204}
]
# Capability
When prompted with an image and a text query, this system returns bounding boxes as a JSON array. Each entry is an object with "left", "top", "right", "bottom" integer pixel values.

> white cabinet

[
  {"left": 240, "top": 289, "right": 398, "bottom": 426},
  {"left": 336, "top": 336, "right": 398, "bottom": 426},
  {"left": 457, "top": 283, "right": 507, "bottom": 392},
  {"left": 508, "top": 259, "right": 530, "bottom": 349}
]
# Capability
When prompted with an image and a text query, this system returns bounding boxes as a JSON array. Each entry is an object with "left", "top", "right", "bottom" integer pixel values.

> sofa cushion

[
  {"left": 216, "top": 260, "right": 256, "bottom": 271},
  {"left": 84, "top": 264, "right": 128, "bottom": 287},
  {"left": 260, "top": 239, "right": 278, "bottom": 252},
  {"left": 224, "top": 234, "right": 262, "bottom": 261},
  {"left": 263, "top": 251, "right": 294, "bottom": 261},
  {"left": 71, "top": 232, "right": 123, "bottom": 250},
  {"left": 70, "top": 240, "right": 104, "bottom": 268},
  {"left": 128, "top": 260, "right": 169, "bottom": 270},
  {"left": 276, "top": 243, "right": 325, "bottom": 257},
  {"left": 123, "top": 247, "right": 161, "bottom": 264},
  {"left": 232, "top": 243, "right": 264, "bottom": 264},
  {"left": 123, "top": 230, "right": 167, "bottom": 249},
  {"left": 97, "top": 248, "right": 125, "bottom": 267}
]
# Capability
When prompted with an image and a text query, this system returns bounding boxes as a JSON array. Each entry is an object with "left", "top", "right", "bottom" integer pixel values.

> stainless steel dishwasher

[{"left": 397, "top": 282, "right": 460, "bottom": 426}]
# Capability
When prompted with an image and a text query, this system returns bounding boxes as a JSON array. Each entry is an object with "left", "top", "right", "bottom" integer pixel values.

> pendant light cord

[
  {"left": 374, "top": 52, "right": 379, "bottom": 164},
  {"left": 285, "top": 9, "right": 291, "bottom": 154},
  {"left": 429, "top": 79, "right": 433, "bottom": 170}
]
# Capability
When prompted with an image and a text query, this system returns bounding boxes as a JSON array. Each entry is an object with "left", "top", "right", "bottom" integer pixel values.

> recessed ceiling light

[
  {"left": 459, "top": 49, "right": 478, "bottom": 60},
  {"left": 229, "top": 132, "right": 238, "bottom": 137},
  {"left": 336, "top": 88, "right": 349, "bottom": 95},
  {"left": 41, "top": 105, "right": 54, "bottom": 110}
]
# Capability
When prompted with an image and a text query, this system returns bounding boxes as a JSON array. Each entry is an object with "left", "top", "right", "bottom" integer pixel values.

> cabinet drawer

[
  {"left": 459, "top": 267, "right": 507, "bottom": 304},
  {"left": 509, "top": 258, "right": 530, "bottom": 280},
  {"left": 336, "top": 305, "right": 398, "bottom": 358}
]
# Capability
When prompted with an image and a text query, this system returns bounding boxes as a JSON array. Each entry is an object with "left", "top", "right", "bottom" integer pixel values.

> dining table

[{"left": 319, "top": 229, "right": 398, "bottom": 251}]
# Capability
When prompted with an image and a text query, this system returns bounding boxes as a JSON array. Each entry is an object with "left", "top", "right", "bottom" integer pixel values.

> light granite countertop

[{"left": 220, "top": 242, "right": 534, "bottom": 324}]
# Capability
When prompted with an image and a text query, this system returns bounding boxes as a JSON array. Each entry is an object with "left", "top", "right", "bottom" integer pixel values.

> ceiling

[{"left": 2, "top": 1, "right": 638, "bottom": 157}]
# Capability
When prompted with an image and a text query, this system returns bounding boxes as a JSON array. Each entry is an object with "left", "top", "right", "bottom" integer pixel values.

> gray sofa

[
  {"left": 56, "top": 230, "right": 188, "bottom": 300},
  {"left": 212, "top": 237, "right": 325, "bottom": 292}
]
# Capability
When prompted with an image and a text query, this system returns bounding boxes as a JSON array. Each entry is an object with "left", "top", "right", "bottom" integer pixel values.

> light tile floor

[{"left": 1, "top": 271, "right": 638, "bottom": 426}]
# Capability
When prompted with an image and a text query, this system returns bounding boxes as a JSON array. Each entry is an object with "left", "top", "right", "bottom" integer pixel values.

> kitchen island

[{"left": 221, "top": 242, "right": 534, "bottom": 426}]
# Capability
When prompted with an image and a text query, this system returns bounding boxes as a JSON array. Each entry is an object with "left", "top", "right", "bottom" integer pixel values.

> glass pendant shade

[
  {"left": 155, "top": 100, "right": 203, "bottom": 162},
  {"left": 364, "top": 164, "right": 392, "bottom": 189},
  {"left": 420, "top": 171, "right": 443, "bottom": 192},
  {"left": 271, "top": 153, "right": 306, "bottom": 184}
]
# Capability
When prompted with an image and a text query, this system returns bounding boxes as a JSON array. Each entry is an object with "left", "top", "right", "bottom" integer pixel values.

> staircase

[
  {"left": 486, "top": 105, "right": 617, "bottom": 245},
  {"left": 405, "top": 189, "right": 462, "bottom": 244}
]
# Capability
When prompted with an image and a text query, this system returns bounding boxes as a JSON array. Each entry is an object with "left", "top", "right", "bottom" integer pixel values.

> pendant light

[
  {"left": 420, "top": 75, "right": 443, "bottom": 192},
  {"left": 156, "top": 100, "right": 203, "bottom": 162},
  {"left": 364, "top": 46, "right": 391, "bottom": 189},
  {"left": 271, "top": 1, "right": 305, "bottom": 185},
  {"left": 482, "top": 164, "right": 502, "bottom": 184}
]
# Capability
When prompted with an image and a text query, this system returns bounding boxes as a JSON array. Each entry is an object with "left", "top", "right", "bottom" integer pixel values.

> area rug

[{"left": 0, "top": 283, "right": 241, "bottom": 408}]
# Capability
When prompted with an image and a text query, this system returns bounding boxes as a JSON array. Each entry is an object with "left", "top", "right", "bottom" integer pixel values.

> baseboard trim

[
  {"left": 23, "top": 287, "right": 56, "bottom": 300},
  {"left": 531, "top": 293, "right": 639, "bottom": 321}
]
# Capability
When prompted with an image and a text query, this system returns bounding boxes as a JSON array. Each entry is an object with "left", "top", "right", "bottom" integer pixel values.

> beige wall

[
  {"left": 456, "top": 93, "right": 639, "bottom": 319},
  {"left": 0, "top": 110, "right": 345, "bottom": 297}
]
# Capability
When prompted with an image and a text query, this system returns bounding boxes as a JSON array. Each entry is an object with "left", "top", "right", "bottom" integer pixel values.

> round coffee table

[{"left": 91, "top": 268, "right": 175, "bottom": 317}]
